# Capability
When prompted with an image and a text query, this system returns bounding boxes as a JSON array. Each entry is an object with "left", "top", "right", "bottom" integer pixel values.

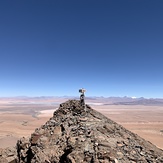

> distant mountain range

[
  {"left": 86, "top": 97, "right": 163, "bottom": 106},
  {"left": 0, "top": 96, "right": 163, "bottom": 106},
  {"left": 112, "top": 98, "right": 163, "bottom": 106}
]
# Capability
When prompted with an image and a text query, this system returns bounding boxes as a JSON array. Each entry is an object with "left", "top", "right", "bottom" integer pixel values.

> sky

[{"left": 0, "top": 0, "right": 163, "bottom": 98}]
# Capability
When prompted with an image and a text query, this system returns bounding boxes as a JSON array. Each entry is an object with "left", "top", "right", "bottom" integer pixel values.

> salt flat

[{"left": 38, "top": 109, "right": 57, "bottom": 117}]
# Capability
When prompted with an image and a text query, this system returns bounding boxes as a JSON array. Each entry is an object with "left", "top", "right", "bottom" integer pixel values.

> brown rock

[{"left": 14, "top": 100, "right": 163, "bottom": 163}]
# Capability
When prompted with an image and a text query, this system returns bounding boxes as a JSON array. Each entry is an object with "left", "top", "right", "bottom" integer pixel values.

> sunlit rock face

[{"left": 14, "top": 100, "right": 163, "bottom": 162}]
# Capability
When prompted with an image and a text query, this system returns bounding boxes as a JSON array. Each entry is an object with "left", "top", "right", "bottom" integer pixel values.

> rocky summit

[{"left": 1, "top": 100, "right": 163, "bottom": 163}]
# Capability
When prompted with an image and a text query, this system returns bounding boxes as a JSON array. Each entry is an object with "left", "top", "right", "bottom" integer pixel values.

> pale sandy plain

[{"left": 0, "top": 98, "right": 163, "bottom": 150}]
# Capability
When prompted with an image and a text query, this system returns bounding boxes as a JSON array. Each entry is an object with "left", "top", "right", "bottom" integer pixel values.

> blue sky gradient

[{"left": 0, "top": 0, "right": 163, "bottom": 98}]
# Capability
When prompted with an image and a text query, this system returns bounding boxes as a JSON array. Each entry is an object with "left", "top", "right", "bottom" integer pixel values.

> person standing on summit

[{"left": 79, "top": 88, "right": 86, "bottom": 108}]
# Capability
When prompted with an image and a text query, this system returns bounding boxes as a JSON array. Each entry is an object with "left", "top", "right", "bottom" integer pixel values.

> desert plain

[{"left": 0, "top": 97, "right": 163, "bottom": 150}]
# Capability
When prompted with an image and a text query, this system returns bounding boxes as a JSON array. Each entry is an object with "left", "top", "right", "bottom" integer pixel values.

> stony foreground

[{"left": 1, "top": 100, "right": 163, "bottom": 162}]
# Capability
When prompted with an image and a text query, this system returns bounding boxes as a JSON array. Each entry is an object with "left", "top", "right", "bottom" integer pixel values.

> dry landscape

[{"left": 0, "top": 97, "right": 163, "bottom": 150}]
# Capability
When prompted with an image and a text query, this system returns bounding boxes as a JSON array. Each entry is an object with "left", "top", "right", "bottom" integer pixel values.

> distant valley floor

[{"left": 0, "top": 98, "right": 163, "bottom": 150}]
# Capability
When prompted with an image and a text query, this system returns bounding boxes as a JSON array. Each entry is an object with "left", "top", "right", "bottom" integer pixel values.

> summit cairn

[{"left": 16, "top": 99, "right": 163, "bottom": 163}]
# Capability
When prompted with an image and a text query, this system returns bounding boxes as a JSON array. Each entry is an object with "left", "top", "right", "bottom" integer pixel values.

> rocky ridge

[
  {"left": 1, "top": 100, "right": 163, "bottom": 162},
  {"left": 0, "top": 147, "right": 17, "bottom": 163}
]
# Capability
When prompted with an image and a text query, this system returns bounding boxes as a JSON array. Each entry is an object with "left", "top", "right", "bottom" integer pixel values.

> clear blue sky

[{"left": 0, "top": 0, "right": 163, "bottom": 98}]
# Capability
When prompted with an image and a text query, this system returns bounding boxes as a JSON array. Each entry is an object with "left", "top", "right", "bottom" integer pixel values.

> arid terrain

[{"left": 0, "top": 97, "right": 163, "bottom": 150}]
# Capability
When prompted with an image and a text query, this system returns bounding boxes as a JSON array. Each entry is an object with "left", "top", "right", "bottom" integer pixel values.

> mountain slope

[{"left": 15, "top": 100, "right": 163, "bottom": 163}]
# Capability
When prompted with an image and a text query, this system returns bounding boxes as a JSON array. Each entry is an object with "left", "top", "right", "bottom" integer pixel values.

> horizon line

[{"left": 0, "top": 95, "right": 162, "bottom": 99}]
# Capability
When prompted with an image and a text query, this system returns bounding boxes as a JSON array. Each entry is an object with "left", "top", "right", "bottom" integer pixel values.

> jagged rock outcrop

[
  {"left": 11, "top": 100, "right": 163, "bottom": 162},
  {"left": 0, "top": 147, "right": 17, "bottom": 163}
]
